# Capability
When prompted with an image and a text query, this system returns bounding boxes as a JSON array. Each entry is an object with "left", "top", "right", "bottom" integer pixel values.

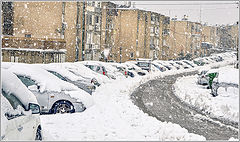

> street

[{"left": 131, "top": 71, "right": 238, "bottom": 140}]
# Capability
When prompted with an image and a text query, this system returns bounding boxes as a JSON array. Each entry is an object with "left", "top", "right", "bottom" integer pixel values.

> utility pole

[{"left": 75, "top": 2, "right": 80, "bottom": 62}]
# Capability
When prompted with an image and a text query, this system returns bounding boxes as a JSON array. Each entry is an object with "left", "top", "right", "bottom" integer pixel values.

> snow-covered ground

[
  {"left": 41, "top": 74, "right": 206, "bottom": 141},
  {"left": 174, "top": 65, "right": 239, "bottom": 123}
]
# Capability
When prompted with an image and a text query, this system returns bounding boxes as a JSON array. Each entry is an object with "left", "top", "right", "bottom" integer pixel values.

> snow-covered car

[
  {"left": 123, "top": 61, "right": 148, "bottom": 76},
  {"left": 175, "top": 61, "right": 190, "bottom": 69},
  {"left": 39, "top": 64, "right": 97, "bottom": 95},
  {"left": 193, "top": 58, "right": 206, "bottom": 66},
  {"left": 7, "top": 64, "right": 94, "bottom": 114},
  {"left": 99, "top": 62, "right": 128, "bottom": 79},
  {"left": 197, "top": 68, "right": 219, "bottom": 88},
  {"left": 80, "top": 61, "right": 116, "bottom": 79},
  {"left": 151, "top": 62, "right": 167, "bottom": 72},
  {"left": 182, "top": 60, "right": 197, "bottom": 68},
  {"left": 157, "top": 61, "right": 175, "bottom": 70},
  {"left": 1, "top": 69, "right": 42, "bottom": 140},
  {"left": 62, "top": 62, "right": 110, "bottom": 85},
  {"left": 136, "top": 58, "right": 152, "bottom": 72},
  {"left": 211, "top": 68, "right": 239, "bottom": 97},
  {"left": 197, "top": 70, "right": 209, "bottom": 85}
]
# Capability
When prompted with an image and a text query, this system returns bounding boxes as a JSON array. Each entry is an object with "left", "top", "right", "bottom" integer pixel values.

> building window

[
  {"left": 2, "top": 2, "right": 13, "bottom": 35},
  {"left": 89, "top": 15, "right": 92, "bottom": 25},
  {"left": 95, "top": 16, "right": 99, "bottom": 24},
  {"left": 25, "top": 34, "right": 32, "bottom": 38},
  {"left": 97, "top": 2, "right": 101, "bottom": 8},
  {"left": 145, "top": 15, "right": 148, "bottom": 23}
]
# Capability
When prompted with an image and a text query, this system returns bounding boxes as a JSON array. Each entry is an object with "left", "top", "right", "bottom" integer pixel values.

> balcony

[{"left": 2, "top": 36, "right": 66, "bottom": 50}]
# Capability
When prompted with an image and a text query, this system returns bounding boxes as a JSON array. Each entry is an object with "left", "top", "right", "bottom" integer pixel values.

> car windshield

[
  {"left": 17, "top": 75, "right": 36, "bottom": 87},
  {"left": 137, "top": 62, "right": 150, "bottom": 67},
  {"left": 2, "top": 90, "right": 26, "bottom": 110},
  {"left": 48, "top": 70, "right": 68, "bottom": 81}
]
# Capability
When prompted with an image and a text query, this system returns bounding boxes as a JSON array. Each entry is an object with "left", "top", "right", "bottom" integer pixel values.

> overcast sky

[{"left": 112, "top": 1, "right": 239, "bottom": 25}]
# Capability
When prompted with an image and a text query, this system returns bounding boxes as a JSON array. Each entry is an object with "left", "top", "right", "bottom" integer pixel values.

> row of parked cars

[{"left": 1, "top": 51, "right": 236, "bottom": 140}]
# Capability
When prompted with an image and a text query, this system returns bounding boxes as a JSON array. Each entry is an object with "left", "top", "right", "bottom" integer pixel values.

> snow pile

[
  {"left": 174, "top": 67, "right": 239, "bottom": 123},
  {"left": 1, "top": 95, "right": 13, "bottom": 137},
  {"left": 216, "top": 68, "right": 239, "bottom": 85}
]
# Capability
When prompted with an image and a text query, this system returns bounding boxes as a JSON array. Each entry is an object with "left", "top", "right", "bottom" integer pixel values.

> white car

[
  {"left": 7, "top": 63, "right": 94, "bottom": 114},
  {"left": 37, "top": 64, "right": 97, "bottom": 94},
  {"left": 1, "top": 69, "right": 42, "bottom": 140}
]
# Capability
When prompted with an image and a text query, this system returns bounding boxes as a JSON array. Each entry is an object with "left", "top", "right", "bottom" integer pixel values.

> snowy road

[{"left": 131, "top": 71, "right": 238, "bottom": 140}]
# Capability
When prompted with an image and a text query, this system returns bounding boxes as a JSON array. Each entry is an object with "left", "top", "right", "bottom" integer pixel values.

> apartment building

[
  {"left": 169, "top": 16, "right": 202, "bottom": 60},
  {"left": 104, "top": 7, "right": 171, "bottom": 63},
  {"left": 2, "top": 2, "right": 67, "bottom": 63},
  {"left": 202, "top": 25, "right": 217, "bottom": 56},
  {"left": 160, "top": 15, "right": 171, "bottom": 60},
  {"left": 100, "top": 2, "right": 118, "bottom": 61},
  {"left": 83, "top": 1, "right": 102, "bottom": 61},
  {"left": 2, "top": 1, "right": 103, "bottom": 63}
]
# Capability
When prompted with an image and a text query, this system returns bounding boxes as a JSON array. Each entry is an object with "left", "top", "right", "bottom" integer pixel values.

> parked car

[
  {"left": 7, "top": 64, "right": 94, "bottom": 114},
  {"left": 175, "top": 61, "right": 191, "bottom": 69},
  {"left": 80, "top": 61, "right": 117, "bottom": 79},
  {"left": 39, "top": 64, "right": 97, "bottom": 95},
  {"left": 123, "top": 61, "right": 147, "bottom": 76},
  {"left": 197, "top": 68, "right": 219, "bottom": 89},
  {"left": 154, "top": 61, "right": 172, "bottom": 70},
  {"left": 182, "top": 60, "right": 197, "bottom": 68},
  {"left": 193, "top": 58, "right": 206, "bottom": 66},
  {"left": 62, "top": 62, "right": 110, "bottom": 85},
  {"left": 211, "top": 68, "right": 239, "bottom": 97},
  {"left": 151, "top": 62, "right": 167, "bottom": 72},
  {"left": 197, "top": 70, "right": 209, "bottom": 85},
  {"left": 1, "top": 69, "right": 42, "bottom": 140},
  {"left": 136, "top": 58, "right": 152, "bottom": 72},
  {"left": 103, "top": 62, "right": 129, "bottom": 79}
]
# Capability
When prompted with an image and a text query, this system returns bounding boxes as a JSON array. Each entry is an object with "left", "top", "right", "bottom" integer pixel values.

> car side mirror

[
  {"left": 28, "top": 85, "right": 39, "bottom": 91},
  {"left": 28, "top": 103, "right": 40, "bottom": 114}
]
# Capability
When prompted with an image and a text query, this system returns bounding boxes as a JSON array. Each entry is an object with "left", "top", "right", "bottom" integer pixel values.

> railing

[{"left": 2, "top": 36, "right": 66, "bottom": 50}]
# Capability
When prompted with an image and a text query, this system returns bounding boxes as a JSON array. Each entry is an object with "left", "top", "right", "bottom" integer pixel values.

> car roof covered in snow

[
  {"left": 35, "top": 63, "right": 86, "bottom": 82},
  {"left": 7, "top": 63, "right": 80, "bottom": 93},
  {"left": 2, "top": 69, "right": 38, "bottom": 108}
]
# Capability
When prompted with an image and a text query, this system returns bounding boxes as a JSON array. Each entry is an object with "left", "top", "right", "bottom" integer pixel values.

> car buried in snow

[
  {"left": 6, "top": 63, "right": 94, "bottom": 114},
  {"left": 38, "top": 64, "right": 97, "bottom": 95},
  {"left": 136, "top": 58, "right": 152, "bottom": 72},
  {"left": 211, "top": 68, "right": 239, "bottom": 97},
  {"left": 1, "top": 69, "right": 42, "bottom": 140}
]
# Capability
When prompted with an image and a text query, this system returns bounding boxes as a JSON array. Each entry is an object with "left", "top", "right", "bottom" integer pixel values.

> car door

[{"left": 2, "top": 91, "right": 35, "bottom": 140}]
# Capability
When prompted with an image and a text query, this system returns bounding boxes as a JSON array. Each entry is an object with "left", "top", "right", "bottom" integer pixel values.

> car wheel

[
  {"left": 35, "top": 126, "right": 42, "bottom": 140},
  {"left": 53, "top": 101, "right": 74, "bottom": 114}
]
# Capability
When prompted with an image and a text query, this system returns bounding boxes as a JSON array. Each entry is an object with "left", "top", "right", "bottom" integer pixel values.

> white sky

[{"left": 112, "top": 1, "right": 239, "bottom": 25}]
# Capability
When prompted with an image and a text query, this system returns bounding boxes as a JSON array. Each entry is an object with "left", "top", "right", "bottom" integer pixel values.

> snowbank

[{"left": 174, "top": 67, "right": 239, "bottom": 123}]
